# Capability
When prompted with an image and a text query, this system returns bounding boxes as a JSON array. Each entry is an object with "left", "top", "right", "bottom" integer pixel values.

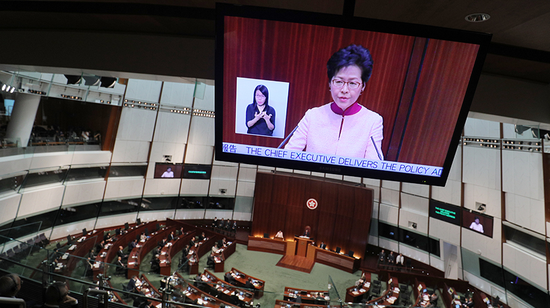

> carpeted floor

[{"left": 103, "top": 243, "right": 363, "bottom": 306}]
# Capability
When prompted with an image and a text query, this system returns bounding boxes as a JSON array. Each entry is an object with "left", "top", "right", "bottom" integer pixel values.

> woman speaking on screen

[{"left": 284, "top": 44, "right": 383, "bottom": 160}]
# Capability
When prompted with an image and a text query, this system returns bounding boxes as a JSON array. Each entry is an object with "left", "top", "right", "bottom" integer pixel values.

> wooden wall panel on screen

[
  {"left": 282, "top": 175, "right": 307, "bottom": 238},
  {"left": 398, "top": 41, "right": 479, "bottom": 165},
  {"left": 348, "top": 187, "right": 374, "bottom": 258},
  {"left": 317, "top": 181, "right": 339, "bottom": 245},
  {"left": 251, "top": 172, "right": 273, "bottom": 237},
  {"left": 332, "top": 185, "right": 355, "bottom": 251},
  {"left": 270, "top": 174, "right": 291, "bottom": 237}
]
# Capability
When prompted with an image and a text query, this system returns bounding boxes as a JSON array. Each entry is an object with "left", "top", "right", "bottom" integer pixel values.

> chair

[
  {"left": 335, "top": 247, "right": 341, "bottom": 253},
  {"left": 263, "top": 233, "right": 269, "bottom": 238},
  {"left": 347, "top": 250, "right": 354, "bottom": 257},
  {"left": 13, "top": 245, "right": 22, "bottom": 255},
  {"left": 39, "top": 233, "right": 49, "bottom": 246},
  {"left": 371, "top": 284, "right": 381, "bottom": 297},
  {"left": 121, "top": 283, "right": 131, "bottom": 299}
]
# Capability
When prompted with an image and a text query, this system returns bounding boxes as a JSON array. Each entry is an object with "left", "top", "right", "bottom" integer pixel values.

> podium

[{"left": 294, "top": 236, "right": 313, "bottom": 257}]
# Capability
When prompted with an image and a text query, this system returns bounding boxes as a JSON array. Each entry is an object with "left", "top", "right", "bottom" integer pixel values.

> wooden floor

[{"left": 276, "top": 255, "right": 315, "bottom": 273}]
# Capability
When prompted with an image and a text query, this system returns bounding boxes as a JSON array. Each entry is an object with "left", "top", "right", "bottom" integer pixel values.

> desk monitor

[{"left": 215, "top": 4, "right": 491, "bottom": 186}]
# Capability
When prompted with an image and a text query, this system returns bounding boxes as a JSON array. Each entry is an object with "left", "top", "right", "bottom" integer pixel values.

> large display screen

[
  {"left": 215, "top": 4, "right": 491, "bottom": 185},
  {"left": 429, "top": 199, "right": 462, "bottom": 226}
]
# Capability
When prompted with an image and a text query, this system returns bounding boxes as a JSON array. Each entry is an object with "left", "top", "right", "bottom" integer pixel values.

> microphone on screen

[
  {"left": 277, "top": 125, "right": 299, "bottom": 149},
  {"left": 371, "top": 136, "right": 383, "bottom": 160}
]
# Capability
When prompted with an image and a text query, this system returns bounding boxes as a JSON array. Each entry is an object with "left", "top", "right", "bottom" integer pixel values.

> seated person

[
  {"left": 117, "top": 246, "right": 128, "bottom": 260},
  {"left": 127, "top": 276, "right": 139, "bottom": 292},
  {"left": 95, "top": 240, "right": 105, "bottom": 254},
  {"left": 199, "top": 232, "right": 206, "bottom": 241},
  {"left": 0, "top": 273, "right": 22, "bottom": 297},
  {"left": 158, "top": 238, "right": 168, "bottom": 248},
  {"left": 275, "top": 230, "right": 284, "bottom": 239},
  {"left": 152, "top": 246, "right": 160, "bottom": 257},
  {"left": 224, "top": 272, "right": 236, "bottom": 285},
  {"left": 244, "top": 278, "right": 254, "bottom": 290},
  {"left": 206, "top": 252, "right": 215, "bottom": 268},
  {"left": 212, "top": 243, "right": 221, "bottom": 254},
  {"left": 168, "top": 231, "right": 176, "bottom": 242},
  {"left": 115, "top": 256, "right": 127, "bottom": 275},
  {"left": 151, "top": 255, "right": 160, "bottom": 274},
  {"left": 44, "top": 281, "right": 79, "bottom": 308},
  {"left": 85, "top": 257, "right": 94, "bottom": 277},
  {"left": 128, "top": 239, "right": 137, "bottom": 251},
  {"left": 319, "top": 241, "right": 327, "bottom": 249}
]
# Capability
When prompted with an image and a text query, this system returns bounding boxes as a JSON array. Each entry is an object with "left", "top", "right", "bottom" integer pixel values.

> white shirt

[
  {"left": 469, "top": 221, "right": 484, "bottom": 233},
  {"left": 396, "top": 254, "right": 404, "bottom": 265},
  {"left": 161, "top": 170, "right": 174, "bottom": 178}
]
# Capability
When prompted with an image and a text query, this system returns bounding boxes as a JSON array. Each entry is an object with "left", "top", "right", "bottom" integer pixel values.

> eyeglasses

[{"left": 331, "top": 79, "right": 362, "bottom": 90}]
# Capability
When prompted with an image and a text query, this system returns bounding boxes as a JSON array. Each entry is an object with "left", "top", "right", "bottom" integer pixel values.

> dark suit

[
  {"left": 319, "top": 243, "right": 327, "bottom": 249},
  {"left": 207, "top": 255, "right": 214, "bottom": 268},
  {"left": 244, "top": 280, "right": 254, "bottom": 290},
  {"left": 117, "top": 249, "right": 128, "bottom": 260},
  {"left": 128, "top": 241, "right": 136, "bottom": 251},
  {"left": 224, "top": 272, "right": 235, "bottom": 284},
  {"left": 128, "top": 278, "right": 137, "bottom": 291},
  {"left": 378, "top": 251, "right": 386, "bottom": 264}
]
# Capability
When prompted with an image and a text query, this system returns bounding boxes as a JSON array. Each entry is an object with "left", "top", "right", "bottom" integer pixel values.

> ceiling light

[{"left": 465, "top": 13, "right": 490, "bottom": 23}]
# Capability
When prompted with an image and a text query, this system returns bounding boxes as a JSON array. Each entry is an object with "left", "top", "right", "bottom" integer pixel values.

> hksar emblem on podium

[{"left": 306, "top": 198, "right": 318, "bottom": 210}]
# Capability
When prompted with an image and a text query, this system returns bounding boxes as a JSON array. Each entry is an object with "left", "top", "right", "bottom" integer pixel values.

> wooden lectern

[{"left": 295, "top": 236, "right": 313, "bottom": 257}]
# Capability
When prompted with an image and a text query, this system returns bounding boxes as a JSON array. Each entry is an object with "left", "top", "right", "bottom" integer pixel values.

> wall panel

[
  {"left": 251, "top": 172, "right": 372, "bottom": 258},
  {"left": 18, "top": 186, "right": 65, "bottom": 217},
  {"left": 62, "top": 181, "right": 106, "bottom": 206},
  {"left": 104, "top": 178, "right": 145, "bottom": 200},
  {"left": 0, "top": 194, "right": 22, "bottom": 225}
]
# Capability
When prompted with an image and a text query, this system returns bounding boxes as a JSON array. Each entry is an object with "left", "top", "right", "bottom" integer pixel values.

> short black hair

[{"left": 327, "top": 44, "right": 373, "bottom": 84}]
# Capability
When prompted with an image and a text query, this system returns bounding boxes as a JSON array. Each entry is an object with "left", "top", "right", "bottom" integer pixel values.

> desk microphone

[
  {"left": 371, "top": 136, "right": 383, "bottom": 160},
  {"left": 278, "top": 125, "right": 299, "bottom": 149}
]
